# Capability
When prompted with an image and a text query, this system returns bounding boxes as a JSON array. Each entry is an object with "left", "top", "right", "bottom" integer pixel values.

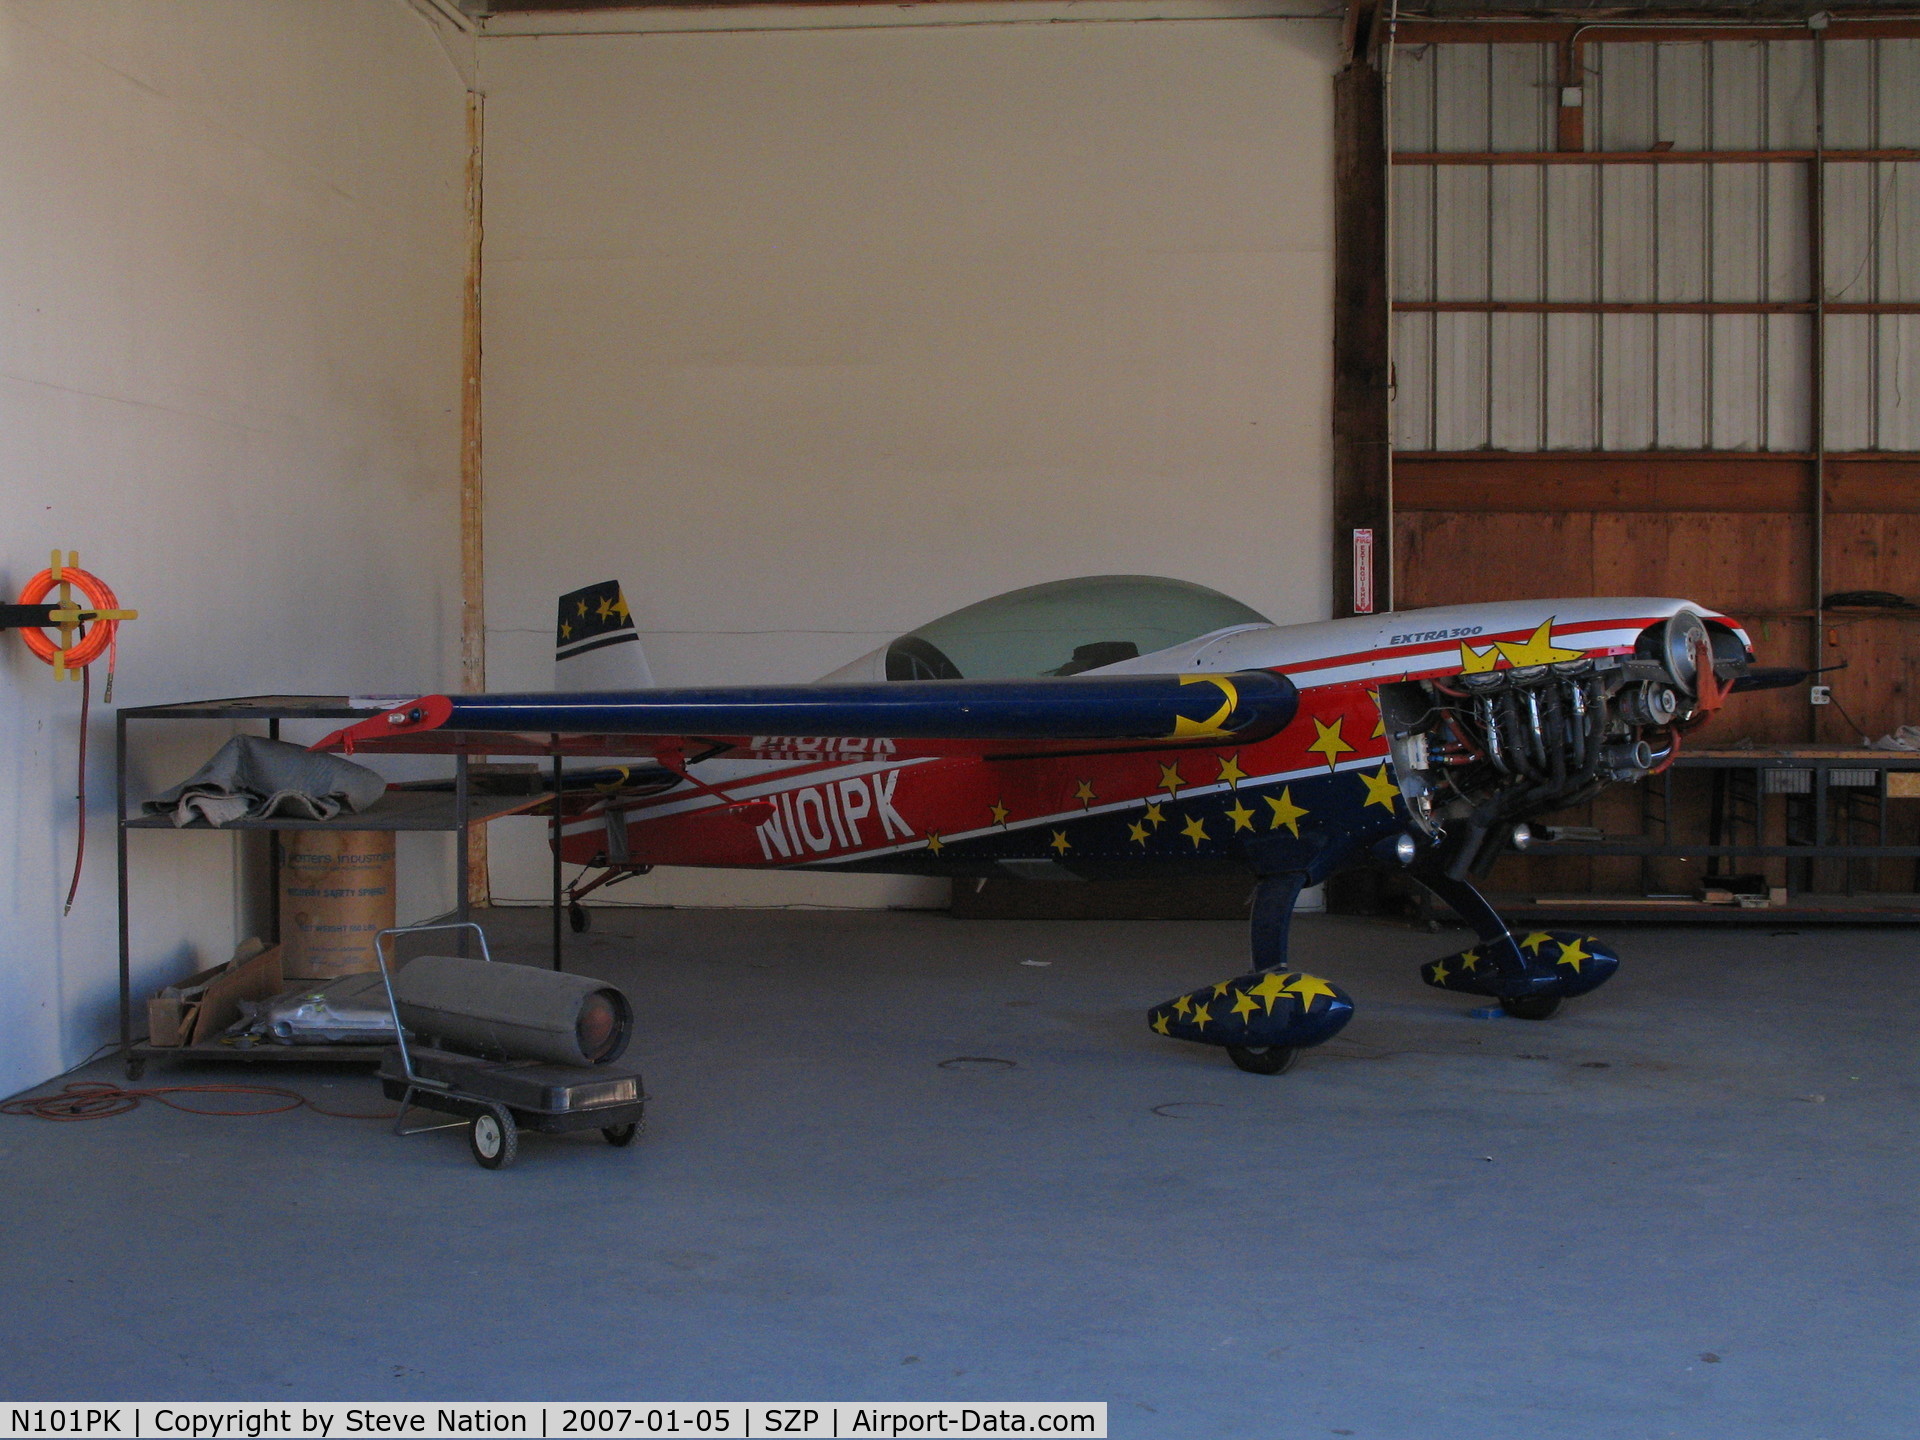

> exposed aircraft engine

[{"left": 1377, "top": 610, "right": 1749, "bottom": 879}]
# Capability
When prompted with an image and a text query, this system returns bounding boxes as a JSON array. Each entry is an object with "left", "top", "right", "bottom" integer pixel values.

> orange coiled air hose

[{"left": 16, "top": 563, "right": 123, "bottom": 673}]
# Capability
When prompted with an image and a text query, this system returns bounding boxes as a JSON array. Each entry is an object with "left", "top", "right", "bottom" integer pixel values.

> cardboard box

[{"left": 145, "top": 941, "right": 284, "bottom": 1048}]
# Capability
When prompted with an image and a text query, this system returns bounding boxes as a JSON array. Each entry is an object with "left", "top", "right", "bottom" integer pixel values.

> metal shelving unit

[{"left": 116, "top": 696, "right": 556, "bottom": 1078}]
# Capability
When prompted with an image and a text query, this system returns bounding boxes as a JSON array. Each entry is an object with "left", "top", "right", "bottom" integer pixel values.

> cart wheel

[
  {"left": 602, "top": 1122, "right": 638, "bottom": 1147},
  {"left": 469, "top": 1105, "right": 519, "bottom": 1169},
  {"left": 569, "top": 902, "right": 590, "bottom": 934}
]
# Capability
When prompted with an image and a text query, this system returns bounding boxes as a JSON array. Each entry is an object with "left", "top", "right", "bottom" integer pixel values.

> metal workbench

[
  {"left": 116, "top": 696, "right": 560, "bottom": 1078},
  {"left": 1498, "top": 746, "right": 1920, "bottom": 924}
]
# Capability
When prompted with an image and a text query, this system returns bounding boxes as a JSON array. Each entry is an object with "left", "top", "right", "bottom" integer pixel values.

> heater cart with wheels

[{"left": 373, "top": 923, "right": 647, "bottom": 1170}]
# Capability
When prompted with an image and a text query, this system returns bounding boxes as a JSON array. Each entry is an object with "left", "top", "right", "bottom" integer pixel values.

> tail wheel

[
  {"left": 602, "top": 1122, "right": 639, "bottom": 1147},
  {"left": 1500, "top": 994, "right": 1562, "bottom": 1021},
  {"left": 568, "top": 902, "right": 590, "bottom": 933},
  {"left": 469, "top": 1104, "right": 520, "bottom": 1169},
  {"left": 1226, "top": 1045, "right": 1300, "bottom": 1076}
]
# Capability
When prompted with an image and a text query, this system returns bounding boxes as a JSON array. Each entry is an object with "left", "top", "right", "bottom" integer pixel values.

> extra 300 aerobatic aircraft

[{"left": 320, "top": 576, "right": 1785, "bottom": 1074}]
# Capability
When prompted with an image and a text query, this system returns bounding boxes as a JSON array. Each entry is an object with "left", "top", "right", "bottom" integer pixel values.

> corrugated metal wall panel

[{"left": 1390, "top": 36, "right": 1918, "bottom": 456}]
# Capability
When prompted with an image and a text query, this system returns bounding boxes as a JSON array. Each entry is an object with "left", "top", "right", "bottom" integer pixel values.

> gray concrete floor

[{"left": 1, "top": 907, "right": 1916, "bottom": 1438}]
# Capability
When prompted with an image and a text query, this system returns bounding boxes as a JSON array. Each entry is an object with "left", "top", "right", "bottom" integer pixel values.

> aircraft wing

[{"left": 314, "top": 671, "right": 1297, "bottom": 758}]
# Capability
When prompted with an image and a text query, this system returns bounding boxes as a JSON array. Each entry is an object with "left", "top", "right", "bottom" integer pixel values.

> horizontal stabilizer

[{"left": 318, "top": 671, "right": 1297, "bottom": 752}]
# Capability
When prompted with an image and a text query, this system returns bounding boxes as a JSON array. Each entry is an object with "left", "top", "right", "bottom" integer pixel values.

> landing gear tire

[
  {"left": 568, "top": 902, "right": 590, "bottom": 934},
  {"left": 602, "top": 1122, "right": 638, "bottom": 1147},
  {"left": 1226, "top": 1045, "right": 1300, "bottom": 1076},
  {"left": 469, "top": 1105, "right": 519, "bottom": 1169},
  {"left": 1500, "top": 994, "right": 1562, "bottom": 1021}
]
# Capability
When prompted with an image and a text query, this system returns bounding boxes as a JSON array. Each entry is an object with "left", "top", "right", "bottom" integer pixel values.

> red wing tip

[{"left": 310, "top": 694, "right": 455, "bottom": 753}]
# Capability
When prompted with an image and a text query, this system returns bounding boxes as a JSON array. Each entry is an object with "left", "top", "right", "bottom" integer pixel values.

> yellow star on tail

[
  {"left": 1266, "top": 788, "right": 1308, "bottom": 837},
  {"left": 1049, "top": 830, "right": 1071, "bottom": 855},
  {"left": 611, "top": 592, "right": 631, "bottom": 621},
  {"left": 1217, "top": 753, "right": 1248, "bottom": 787},
  {"left": 924, "top": 831, "right": 945, "bottom": 854},
  {"left": 1247, "top": 971, "right": 1293, "bottom": 1014},
  {"left": 1189, "top": 1001, "right": 1213, "bottom": 1032},
  {"left": 1359, "top": 766, "right": 1400, "bottom": 812},
  {"left": 1152, "top": 1012, "right": 1171, "bottom": 1035},
  {"left": 1230, "top": 989, "right": 1261, "bottom": 1023},
  {"left": 1074, "top": 779, "right": 1097, "bottom": 807},
  {"left": 559, "top": 620, "right": 573, "bottom": 640},
  {"left": 1225, "top": 800, "right": 1256, "bottom": 832},
  {"left": 1520, "top": 931, "right": 1554, "bottom": 955},
  {"left": 989, "top": 800, "right": 1010, "bottom": 826},
  {"left": 596, "top": 596, "right": 613, "bottom": 620},
  {"left": 1173, "top": 994, "right": 1192, "bottom": 1018},
  {"left": 577, "top": 599, "right": 589, "bottom": 618},
  {"left": 1143, "top": 802, "right": 1166, "bottom": 828},
  {"left": 1307, "top": 716, "right": 1355, "bottom": 771},
  {"left": 1181, "top": 814, "right": 1209, "bottom": 848},
  {"left": 1127, "top": 820, "right": 1150, "bottom": 846},
  {"left": 1158, "top": 762, "right": 1187, "bottom": 796},
  {"left": 1284, "top": 974, "right": 1339, "bottom": 1010},
  {"left": 1494, "top": 617, "right": 1586, "bottom": 669},
  {"left": 1556, "top": 938, "right": 1591, "bottom": 972}
]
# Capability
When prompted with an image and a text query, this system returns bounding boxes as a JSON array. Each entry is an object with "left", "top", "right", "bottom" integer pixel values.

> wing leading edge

[{"left": 316, "top": 671, "right": 1297, "bottom": 754}]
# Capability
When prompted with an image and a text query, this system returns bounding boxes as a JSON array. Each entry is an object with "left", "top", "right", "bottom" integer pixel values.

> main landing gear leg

[
  {"left": 1411, "top": 865, "right": 1530, "bottom": 986},
  {"left": 1247, "top": 870, "right": 1308, "bottom": 974}
]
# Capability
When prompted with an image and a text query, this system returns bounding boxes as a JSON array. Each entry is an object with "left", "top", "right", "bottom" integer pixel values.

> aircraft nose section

[{"left": 1149, "top": 970, "right": 1354, "bottom": 1051}]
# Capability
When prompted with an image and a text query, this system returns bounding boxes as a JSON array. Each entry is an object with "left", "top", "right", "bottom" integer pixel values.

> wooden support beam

[
  {"left": 1394, "top": 300, "right": 1920, "bottom": 315},
  {"left": 1396, "top": 18, "right": 1920, "bottom": 46},
  {"left": 1393, "top": 452, "right": 1920, "bottom": 514},
  {"left": 461, "top": 90, "right": 490, "bottom": 908},
  {"left": 1393, "top": 148, "right": 1920, "bottom": 166},
  {"left": 1332, "top": 60, "right": 1391, "bottom": 618}
]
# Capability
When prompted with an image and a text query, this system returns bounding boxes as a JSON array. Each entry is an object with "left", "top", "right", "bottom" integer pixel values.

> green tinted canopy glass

[{"left": 887, "top": 576, "right": 1269, "bottom": 681}]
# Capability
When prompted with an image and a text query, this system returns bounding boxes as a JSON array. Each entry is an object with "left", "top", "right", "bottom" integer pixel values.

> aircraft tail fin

[{"left": 555, "top": 580, "right": 653, "bottom": 690}]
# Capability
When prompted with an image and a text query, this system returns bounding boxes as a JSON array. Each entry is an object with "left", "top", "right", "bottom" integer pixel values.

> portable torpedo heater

[{"left": 372, "top": 923, "right": 647, "bottom": 1170}]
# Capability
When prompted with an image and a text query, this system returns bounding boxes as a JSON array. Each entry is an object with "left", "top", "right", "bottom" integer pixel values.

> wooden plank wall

[{"left": 1395, "top": 451, "right": 1920, "bottom": 895}]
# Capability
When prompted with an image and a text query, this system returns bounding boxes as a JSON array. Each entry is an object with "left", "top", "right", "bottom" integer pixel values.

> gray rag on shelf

[{"left": 143, "top": 735, "right": 386, "bottom": 828}]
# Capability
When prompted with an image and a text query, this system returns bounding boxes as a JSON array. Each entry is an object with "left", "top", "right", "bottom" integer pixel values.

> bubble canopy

[{"left": 883, "top": 575, "right": 1270, "bottom": 682}]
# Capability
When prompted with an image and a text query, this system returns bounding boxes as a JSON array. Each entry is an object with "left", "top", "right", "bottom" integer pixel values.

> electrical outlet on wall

[{"left": 1810, "top": 685, "right": 1833, "bottom": 706}]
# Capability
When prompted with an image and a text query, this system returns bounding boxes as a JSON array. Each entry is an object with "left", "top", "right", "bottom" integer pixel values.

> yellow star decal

[
  {"left": 1430, "top": 959, "right": 1450, "bottom": 986},
  {"left": 1181, "top": 814, "right": 1209, "bottom": 847},
  {"left": 989, "top": 800, "right": 1010, "bottom": 826},
  {"left": 1212, "top": 980, "right": 1232, "bottom": 997},
  {"left": 1459, "top": 948, "right": 1480, "bottom": 971},
  {"left": 1359, "top": 765, "right": 1400, "bottom": 812},
  {"left": 1284, "top": 974, "right": 1339, "bottom": 1010},
  {"left": 1557, "top": 938, "right": 1591, "bottom": 972},
  {"left": 1049, "top": 830, "right": 1071, "bottom": 855},
  {"left": 1307, "top": 715, "right": 1355, "bottom": 771},
  {"left": 576, "top": 599, "right": 589, "bottom": 618},
  {"left": 1494, "top": 617, "right": 1587, "bottom": 669},
  {"left": 611, "top": 592, "right": 631, "bottom": 621},
  {"left": 1189, "top": 1000, "right": 1212, "bottom": 1032},
  {"left": 924, "top": 831, "right": 945, "bottom": 854},
  {"left": 1520, "top": 931, "right": 1554, "bottom": 955},
  {"left": 1074, "top": 779, "right": 1097, "bottom": 807},
  {"left": 1230, "top": 989, "right": 1261, "bottom": 1023},
  {"left": 1158, "top": 762, "right": 1187, "bottom": 797},
  {"left": 1368, "top": 687, "right": 1386, "bottom": 739},
  {"left": 1217, "top": 754, "right": 1248, "bottom": 787},
  {"left": 1265, "top": 788, "right": 1308, "bottom": 837},
  {"left": 1459, "top": 640, "right": 1500, "bottom": 674},
  {"left": 1247, "top": 971, "right": 1293, "bottom": 1013},
  {"left": 1225, "top": 799, "right": 1257, "bottom": 832},
  {"left": 1172, "top": 994, "right": 1191, "bottom": 1018},
  {"left": 1142, "top": 802, "right": 1166, "bottom": 828},
  {"left": 1151, "top": 1012, "right": 1171, "bottom": 1035},
  {"left": 559, "top": 620, "right": 573, "bottom": 640},
  {"left": 1127, "top": 820, "right": 1150, "bottom": 845},
  {"left": 596, "top": 596, "right": 613, "bottom": 621}
]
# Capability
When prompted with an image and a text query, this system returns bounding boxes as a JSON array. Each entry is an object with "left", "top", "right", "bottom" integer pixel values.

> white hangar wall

[
  {"left": 0, "top": 0, "right": 469, "bottom": 1098},
  {"left": 479, "top": 12, "right": 1342, "bottom": 908}
]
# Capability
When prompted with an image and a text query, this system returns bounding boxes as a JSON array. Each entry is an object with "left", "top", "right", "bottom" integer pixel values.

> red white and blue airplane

[{"left": 321, "top": 576, "right": 1782, "bottom": 1074}]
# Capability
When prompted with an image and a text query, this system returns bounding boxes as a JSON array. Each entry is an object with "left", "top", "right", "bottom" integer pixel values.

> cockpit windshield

[{"left": 885, "top": 575, "right": 1269, "bottom": 681}]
